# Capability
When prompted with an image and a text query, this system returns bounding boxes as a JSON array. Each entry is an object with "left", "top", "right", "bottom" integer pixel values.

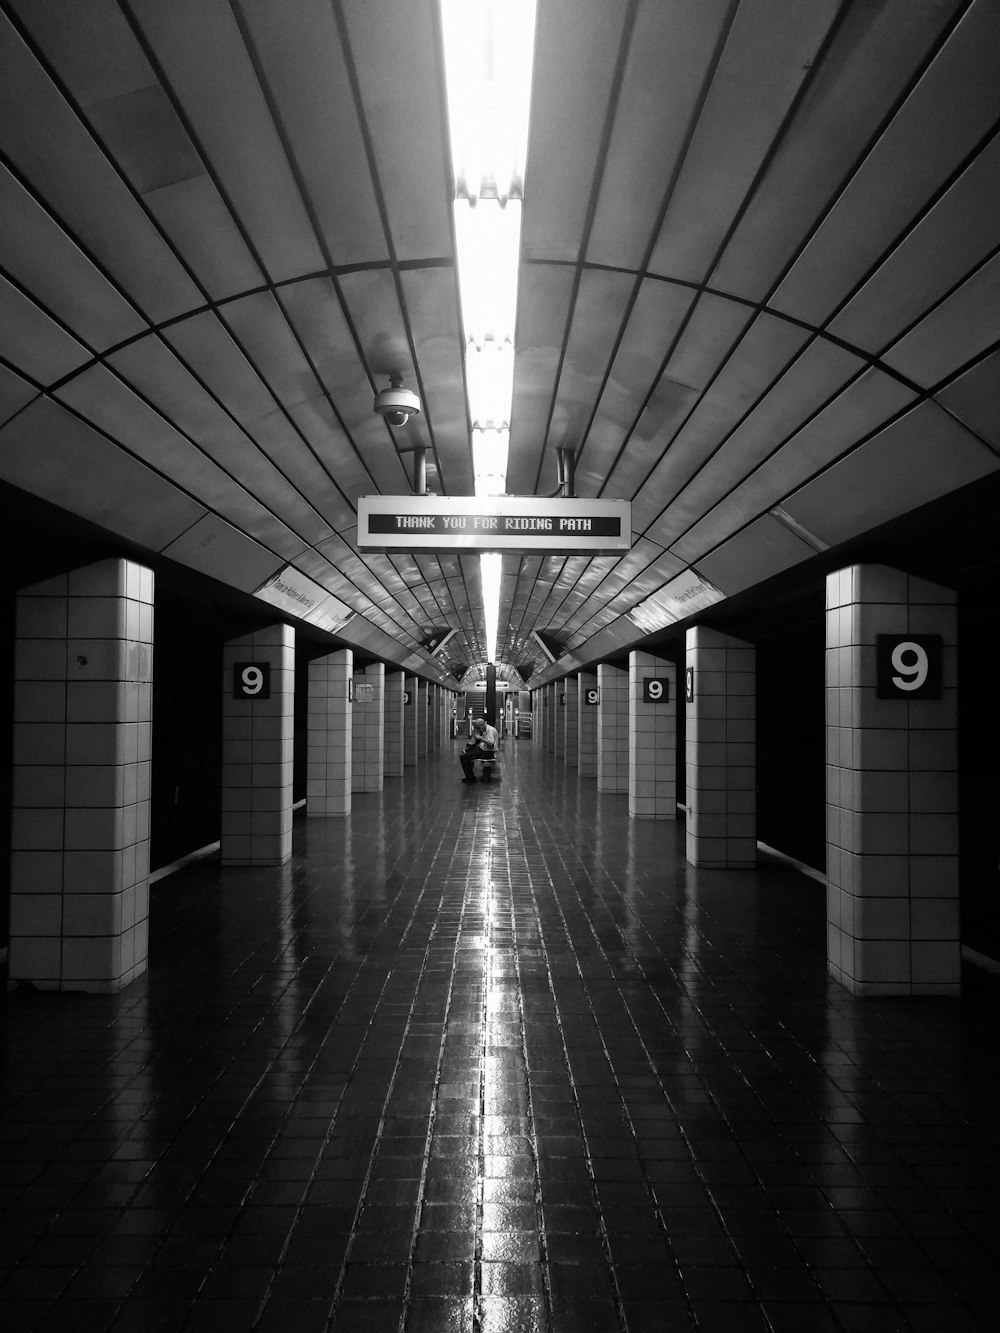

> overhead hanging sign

[{"left": 357, "top": 496, "right": 631, "bottom": 554}]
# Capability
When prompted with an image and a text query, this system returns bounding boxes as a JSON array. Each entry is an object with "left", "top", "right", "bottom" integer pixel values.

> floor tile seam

[
  {"left": 389, "top": 882, "right": 470, "bottom": 1329},
  {"left": 543, "top": 857, "right": 866, "bottom": 1312},
  {"left": 240, "top": 866, "right": 454, "bottom": 1325},
  {"left": 520, "top": 868, "right": 635, "bottom": 1333},
  {"left": 319, "top": 821, "right": 478, "bottom": 1327},
  {"left": 505, "top": 851, "right": 557, "bottom": 1333},
  {"left": 5, "top": 939, "right": 387, "bottom": 1279},
  {"left": 521, "top": 808, "right": 830, "bottom": 1315}
]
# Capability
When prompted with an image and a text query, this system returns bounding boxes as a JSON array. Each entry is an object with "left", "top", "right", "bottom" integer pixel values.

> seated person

[{"left": 461, "top": 718, "right": 499, "bottom": 782}]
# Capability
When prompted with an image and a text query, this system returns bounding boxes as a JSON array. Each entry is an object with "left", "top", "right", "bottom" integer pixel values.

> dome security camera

[{"left": 374, "top": 380, "right": 421, "bottom": 428}]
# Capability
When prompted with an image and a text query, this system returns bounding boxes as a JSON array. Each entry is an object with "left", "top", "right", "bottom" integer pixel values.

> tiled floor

[{"left": 2, "top": 739, "right": 999, "bottom": 1333}]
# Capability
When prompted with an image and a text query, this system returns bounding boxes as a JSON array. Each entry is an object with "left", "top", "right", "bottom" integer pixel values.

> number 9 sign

[
  {"left": 642, "top": 677, "right": 669, "bottom": 703},
  {"left": 233, "top": 662, "right": 271, "bottom": 699},
  {"left": 876, "top": 635, "right": 942, "bottom": 699}
]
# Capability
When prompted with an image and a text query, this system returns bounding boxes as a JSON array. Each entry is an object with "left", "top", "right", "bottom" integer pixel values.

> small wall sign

[
  {"left": 685, "top": 666, "right": 694, "bottom": 703},
  {"left": 584, "top": 687, "right": 600, "bottom": 705},
  {"left": 642, "top": 677, "right": 669, "bottom": 703},
  {"left": 355, "top": 682, "right": 374, "bottom": 703},
  {"left": 403, "top": 690, "right": 412, "bottom": 705},
  {"left": 233, "top": 663, "right": 271, "bottom": 699},
  {"left": 559, "top": 693, "right": 566, "bottom": 706},
  {"left": 876, "top": 635, "right": 943, "bottom": 699}
]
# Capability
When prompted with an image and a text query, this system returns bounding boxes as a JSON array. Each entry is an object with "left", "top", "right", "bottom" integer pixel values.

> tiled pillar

[
  {"left": 564, "top": 676, "right": 579, "bottom": 768},
  {"left": 404, "top": 676, "right": 418, "bottom": 766},
  {"left": 352, "top": 662, "right": 384, "bottom": 792},
  {"left": 629, "top": 651, "right": 677, "bottom": 820},
  {"left": 384, "top": 671, "right": 405, "bottom": 778},
  {"left": 222, "top": 624, "right": 294, "bottom": 866},
  {"left": 597, "top": 663, "right": 628, "bottom": 794},
  {"left": 553, "top": 683, "right": 567, "bottom": 760},
  {"left": 307, "top": 649, "right": 352, "bottom": 816},
  {"left": 433, "top": 685, "right": 444, "bottom": 748},
  {"left": 8, "top": 558, "right": 153, "bottom": 993},
  {"left": 578, "top": 672, "right": 598, "bottom": 778},
  {"left": 826, "top": 565, "right": 960, "bottom": 997},
  {"left": 546, "top": 684, "right": 557, "bottom": 752},
  {"left": 685, "top": 627, "right": 756, "bottom": 867},
  {"left": 416, "top": 679, "right": 429, "bottom": 759}
]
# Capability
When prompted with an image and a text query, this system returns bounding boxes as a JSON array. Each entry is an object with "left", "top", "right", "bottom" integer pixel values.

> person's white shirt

[{"left": 478, "top": 723, "right": 498, "bottom": 749}]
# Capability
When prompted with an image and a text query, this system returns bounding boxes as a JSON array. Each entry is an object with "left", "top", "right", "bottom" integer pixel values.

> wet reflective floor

[{"left": 2, "top": 740, "right": 999, "bottom": 1332}]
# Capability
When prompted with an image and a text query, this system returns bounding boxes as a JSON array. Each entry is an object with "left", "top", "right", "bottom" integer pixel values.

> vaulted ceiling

[{"left": 1, "top": 0, "right": 998, "bottom": 686}]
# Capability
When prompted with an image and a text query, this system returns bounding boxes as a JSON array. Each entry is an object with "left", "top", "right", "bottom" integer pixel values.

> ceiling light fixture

[
  {"left": 440, "top": 0, "right": 537, "bottom": 672},
  {"left": 480, "top": 552, "right": 502, "bottom": 664}
]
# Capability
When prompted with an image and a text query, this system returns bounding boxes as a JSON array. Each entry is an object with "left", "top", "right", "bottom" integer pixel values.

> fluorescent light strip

[
  {"left": 466, "top": 340, "right": 514, "bottom": 430},
  {"left": 453, "top": 199, "right": 521, "bottom": 350},
  {"left": 439, "top": 0, "right": 536, "bottom": 201},
  {"left": 441, "top": 0, "right": 537, "bottom": 667},
  {"left": 480, "top": 553, "right": 502, "bottom": 664}
]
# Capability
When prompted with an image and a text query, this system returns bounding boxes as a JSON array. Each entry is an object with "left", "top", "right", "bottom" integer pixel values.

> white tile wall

[
  {"left": 383, "top": 671, "right": 405, "bottom": 777},
  {"left": 352, "top": 663, "right": 385, "bottom": 792},
  {"left": 404, "top": 676, "right": 418, "bottom": 766},
  {"left": 222, "top": 625, "right": 294, "bottom": 864},
  {"left": 825, "top": 565, "right": 959, "bottom": 997},
  {"left": 685, "top": 627, "right": 757, "bottom": 867},
  {"left": 629, "top": 651, "right": 677, "bottom": 821},
  {"left": 306, "top": 649, "right": 353, "bottom": 818},
  {"left": 9, "top": 558, "right": 154, "bottom": 993},
  {"left": 577, "top": 673, "right": 598, "bottom": 777},
  {"left": 553, "top": 683, "right": 567, "bottom": 758},
  {"left": 416, "top": 681, "right": 429, "bottom": 759},
  {"left": 597, "top": 664, "right": 628, "bottom": 794},
  {"left": 563, "top": 677, "right": 579, "bottom": 767}
]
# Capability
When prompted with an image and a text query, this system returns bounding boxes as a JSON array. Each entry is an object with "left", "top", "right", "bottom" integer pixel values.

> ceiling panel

[
  {"left": 0, "top": 16, "right": 204, "bottom": 321},
  {"left": 695, "top": 514, "right": 818, "bottom": 597},
  {"left": 0, "top": 277, "right": 91, "bottom": 384},
  {"left": 669, "top": 368, "right": 917, "bottom": 563},
  {"left": 937, "top": 350, "right": 1000, "bottom": 449},
  {"left": 546, "top": 268, "right": 637, "bottom": 471},
  {"left": 508, "top": 263, "right": 577, "bottom": 496},
  {"left": 9, "top": 0, "right": 154, "bottom": 106},
  {"left": 236, "top": 0, "right": 388, "bottom": 268},
  {"left": 710, "top": 0, "right": 965, "bottom": 302},
  {"left": 648, "top": 0, "right": 841, "bottom": 283},
  {"left": 521, "top": 0, "right": 628, "bottom": 264},
  {"left": 882, "top": 252, "right": 1000, "bottom": 388},
  {"left": 0, "top": 397, "right": 207, "bottom": 550},
  {"left": 0, "top": 363, "right": 39, "bottom": 428},
  {"left": 129, "top": 0, "right": 326, "bottom": 281},
  {"left": 585, "top": 0, "right": 730, "bottom": 271},
  {"left": 828, "top": 136, "right": 1000, "bottom": 354},
  {"left": 771, "top": 0, "right": 1000, "bottom": 327},
  {"left": 577, "top": 278, "right": 697, "bottom": 496},
  {"left": 647, "top": 336, "right": 865, "bottom": 541},
  {"left": 397, "top": 266, "right": 471, "bottom": 496},
  {"left": 780, "top": 403, "right": 1000, "bottom": 547},
  {"left": 0, "top": 168, "right": 147, "bottom": 351},
  {"left": 160, "top": 513, "right": 283, "bottom": 593},
  {"left": 340, "top": 0, "right": 452, "bottom": 262},
  {"left": 626, "top": 313, "right": 812, "bottom": 527}
]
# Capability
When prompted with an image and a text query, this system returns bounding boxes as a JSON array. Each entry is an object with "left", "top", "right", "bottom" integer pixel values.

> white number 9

[
  {"left": 647, "top": 680, "right": 664, "bottom": 700},
  {"left": 242, "top": 666, "right": 264, "bottom": 696},
  {"left": 891, "top": 641, "right": 928, "bottom": 692}
]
